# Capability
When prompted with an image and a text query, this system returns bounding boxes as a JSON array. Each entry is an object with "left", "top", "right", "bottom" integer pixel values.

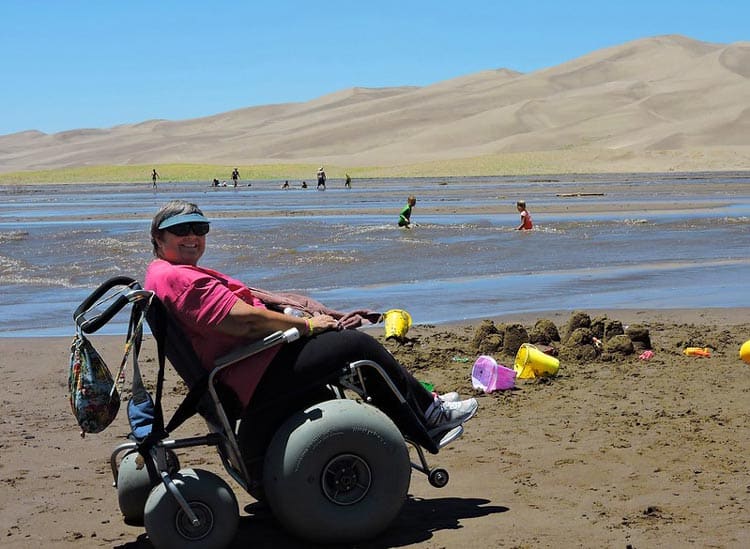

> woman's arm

[{"left": 215, "top": 298, "right": 339, "bottom": 339}]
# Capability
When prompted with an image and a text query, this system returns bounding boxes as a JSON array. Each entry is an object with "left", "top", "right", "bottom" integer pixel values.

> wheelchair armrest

[
  {"left": 213, "top": 328, "right": 300, "bottom": 371},
  {"left": 204, "top": 328, "right": 300, "bottom": 439}
]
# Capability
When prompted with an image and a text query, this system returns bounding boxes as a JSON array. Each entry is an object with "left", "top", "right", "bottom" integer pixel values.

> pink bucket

[{"left": 471, "top": 355, "right": 516, "bottom": 393}]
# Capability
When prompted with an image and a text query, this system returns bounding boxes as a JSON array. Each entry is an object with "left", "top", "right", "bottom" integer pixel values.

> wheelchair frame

[{"left": 102, "top": 285, "right": 450, "bottom": 529}]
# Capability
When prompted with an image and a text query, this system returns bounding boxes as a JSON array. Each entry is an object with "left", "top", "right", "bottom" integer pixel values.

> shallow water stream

[{"left": 1, "top": 173, "right": 748, "bottom": 336}]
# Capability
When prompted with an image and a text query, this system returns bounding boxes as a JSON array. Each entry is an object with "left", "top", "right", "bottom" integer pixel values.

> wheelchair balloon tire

[
  {"left": 143, "top": 468, "right": 238, "bottom": 549},
  {"left": 263, "top": 399, "right": 411, "bottom": 543}
]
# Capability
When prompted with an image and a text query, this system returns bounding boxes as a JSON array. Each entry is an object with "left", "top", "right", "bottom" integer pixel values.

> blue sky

[{"left": 1, "top": 0, "right": 746, "bottom": 136}]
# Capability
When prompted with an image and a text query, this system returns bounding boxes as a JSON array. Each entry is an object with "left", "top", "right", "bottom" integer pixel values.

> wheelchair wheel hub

[
  {"left": 175, "top": 501, "right": 214, "bottom": 541},
  {"left": 321, "top": 453, "right": 372, "bottom": 505}
]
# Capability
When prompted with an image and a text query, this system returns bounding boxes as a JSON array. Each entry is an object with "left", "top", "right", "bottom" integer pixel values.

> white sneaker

[
  {"left": 438, "top": 391, "right": 460, "bottom": 403},
  {"left": 425, "top": 397, "right": 478, "bottom": 437}
]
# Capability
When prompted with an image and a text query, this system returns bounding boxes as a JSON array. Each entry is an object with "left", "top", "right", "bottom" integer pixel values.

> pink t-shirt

[{"left": 144, "top": 259, "right": 281, "bottom": 408}]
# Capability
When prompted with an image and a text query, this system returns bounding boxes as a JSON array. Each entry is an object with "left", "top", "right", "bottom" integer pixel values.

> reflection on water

[{"left": 1, "top": 173, "right": 749, "bottom": 336}]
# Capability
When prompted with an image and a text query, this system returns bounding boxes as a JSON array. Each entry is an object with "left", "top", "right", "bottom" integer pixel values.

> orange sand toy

[{"left": 683, "top": 347, "right": 711, "bottom": 358}]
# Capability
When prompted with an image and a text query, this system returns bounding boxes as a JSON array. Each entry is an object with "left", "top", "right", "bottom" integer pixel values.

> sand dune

[{"left": 1, "top": 34, "right": 750, "bottom": 173}]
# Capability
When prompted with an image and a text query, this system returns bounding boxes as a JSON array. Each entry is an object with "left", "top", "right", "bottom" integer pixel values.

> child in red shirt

[{"left": 516, "top": 200, "right": 533, "bottom": 230}]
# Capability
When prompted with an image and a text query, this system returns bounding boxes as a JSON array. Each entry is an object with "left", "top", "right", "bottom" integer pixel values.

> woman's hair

[
  {"left": 150, "top": 200, "right": 205, "bottom": 256},
  {"left": 516, "top": 200, "right": 526, "bottom": 208}
]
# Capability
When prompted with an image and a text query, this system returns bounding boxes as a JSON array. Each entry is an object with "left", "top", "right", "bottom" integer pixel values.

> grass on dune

[
  {"left": 0, "top": 163, "right": 327, "bottom": 185},
  {"left": 1, "top": 149, "right": 743, "bottom": 184},
  {"left": 0, "top": 153, "right": 585, "bottom": 185}
]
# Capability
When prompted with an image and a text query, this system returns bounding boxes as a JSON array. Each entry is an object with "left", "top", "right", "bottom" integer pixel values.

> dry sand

[{"left": 2, "top": 308, "right": 749, "bottom": 548}]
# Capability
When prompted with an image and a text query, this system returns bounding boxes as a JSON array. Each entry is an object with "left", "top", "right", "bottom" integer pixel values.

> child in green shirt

[{"left": 398, "top": 195, "right": 417, "bottom": 227}]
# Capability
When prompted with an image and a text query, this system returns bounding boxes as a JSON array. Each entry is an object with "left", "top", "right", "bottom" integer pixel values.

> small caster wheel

[
  {"left": 428, "top": 468, "right": 449, "bottom": 488},
  {"left": 144, "top": 468, "right": 238, "bottom": 549},
  {"left": 118, "top": 449, "right": 180, "bottom": 524}
]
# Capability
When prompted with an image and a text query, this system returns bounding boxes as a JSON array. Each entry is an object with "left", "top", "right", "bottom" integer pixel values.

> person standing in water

[
  {"left": 516, "top": 200, "right": 533, "bottom": 230},
  {"left": 231, "top": 168, "right": 240, "bottom": 188},
  {"left": 344, "top": 173, "right": 352, "bottom": 189},
  {"left": 151, "top": 169, "right": 159, "bottom": 189},
  {"left": 398, "top": 195, "right": 417, "bottom": 228},
  {"left": 316, "top": 166, "right": 327, "bottom": 190}
]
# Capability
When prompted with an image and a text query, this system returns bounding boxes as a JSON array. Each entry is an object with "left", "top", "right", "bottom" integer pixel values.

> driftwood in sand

[{"left": 556, "top": 192, "right": 606, "bottom": 197}]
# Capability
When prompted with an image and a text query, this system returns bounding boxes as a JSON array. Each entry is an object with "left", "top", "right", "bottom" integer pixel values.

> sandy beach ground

[{"left": 2, "top": 307, "right": 749, "bottom": 548}]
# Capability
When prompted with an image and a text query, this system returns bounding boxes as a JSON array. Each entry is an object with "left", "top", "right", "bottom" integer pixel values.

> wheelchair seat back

[{"left": 145, "top": 297, "right": 243, "bottom": 429}]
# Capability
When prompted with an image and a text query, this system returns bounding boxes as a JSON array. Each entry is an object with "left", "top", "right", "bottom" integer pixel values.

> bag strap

[
  {"left": 135, "top": 298, "right": 169, "bottom": 454},
  {"left": 152, "top": 302, "right": 167, "bottom": 436},
  {"left": 126, "top": 295, "right": 151, "bottom": 404}
]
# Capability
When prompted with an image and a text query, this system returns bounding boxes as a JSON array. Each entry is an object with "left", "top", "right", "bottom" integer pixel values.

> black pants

[{"left": 238, "top": 330, "right": 437, "bottom": 466}]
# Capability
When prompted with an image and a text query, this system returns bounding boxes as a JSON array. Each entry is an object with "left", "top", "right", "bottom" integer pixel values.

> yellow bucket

[
  {"left": 514, "top": 343, "right": 560, "bottom": 379},
  {"left": 383, "top": 309, "right": 412, "bottom": 339},
  {"left": 740, "top": 340, "right": 750, "bottom": 364}
]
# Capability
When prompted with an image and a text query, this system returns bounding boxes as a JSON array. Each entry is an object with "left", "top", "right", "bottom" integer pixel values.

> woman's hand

[
  {"left": 218, "top": 301, "right": 342, "bottom": 339},
  {"left": 307, "top": 314, "right": 340, "bottom": 335}
]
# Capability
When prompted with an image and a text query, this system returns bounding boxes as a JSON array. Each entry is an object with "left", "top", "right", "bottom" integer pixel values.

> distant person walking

[
  {"left": 398, "top": 195, "right": 417, "bottom": 228},
  {"left": 151, "top": 169, "right": 159, "bottom": 189},
  {"left": 316, "top": 166, "right": 327, "bottom": 190},
  {"left": 516, "top": 200, "right": 533, "bottom": 230},
  {"left": 231, "top": 168, "right": 240, "bottom": 187},
  {"left": 345, "top": 173, "right": 352, "bottom": 189}
]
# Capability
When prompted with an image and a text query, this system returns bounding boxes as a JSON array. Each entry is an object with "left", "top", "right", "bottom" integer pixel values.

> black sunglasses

[{"left": 163, "top": 222, "right": 210, "bottom": 237}]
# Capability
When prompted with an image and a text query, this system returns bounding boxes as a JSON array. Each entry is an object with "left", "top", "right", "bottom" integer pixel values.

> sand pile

[{"left": 456, "top": 311, "right": 652, "bottom": 366}]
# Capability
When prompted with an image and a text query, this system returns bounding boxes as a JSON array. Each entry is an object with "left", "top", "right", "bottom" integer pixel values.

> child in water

[
  {"left": 516, "top": 200, "right": 533, "bottom": 230},
  {"left": 398, "top": 195, "right": 417, "bottom": 227}
]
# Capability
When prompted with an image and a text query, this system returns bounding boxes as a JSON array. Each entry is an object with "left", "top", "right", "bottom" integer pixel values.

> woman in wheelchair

[{"left": 145, "top": 200, "right": 478, "bottom": 455}]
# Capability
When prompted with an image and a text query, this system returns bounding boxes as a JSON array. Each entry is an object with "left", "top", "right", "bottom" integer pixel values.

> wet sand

[{"left": 2, "top": 307, "right": 749, "bottom": 548}]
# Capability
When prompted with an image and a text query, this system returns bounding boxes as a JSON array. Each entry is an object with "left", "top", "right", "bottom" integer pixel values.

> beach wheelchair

[{"left": 74, "top": 277, "right": 453, "bottom": 548}]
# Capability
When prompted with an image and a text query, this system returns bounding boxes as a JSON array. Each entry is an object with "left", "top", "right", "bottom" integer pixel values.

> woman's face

[{"left": 155, "top": 227, "right": 206, "bottom": 265}]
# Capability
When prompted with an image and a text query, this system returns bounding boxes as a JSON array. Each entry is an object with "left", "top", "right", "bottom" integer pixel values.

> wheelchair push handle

[{"left": 73, "top": 276, "right": 146, "bottom": 334}]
